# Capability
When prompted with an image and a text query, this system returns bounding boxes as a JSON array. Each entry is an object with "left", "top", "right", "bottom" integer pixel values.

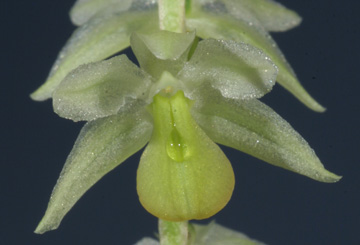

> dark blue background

[{"left": 1, "top": 0, "right": 359, "bottom": 244}]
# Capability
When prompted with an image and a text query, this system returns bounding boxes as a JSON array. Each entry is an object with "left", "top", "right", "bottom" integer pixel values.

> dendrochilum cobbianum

[
  {"left": 32, "top": 1, "right": 340, "bottom": 243},
  {"left": 34, "top": 29, "right": 340, "bottom": 234}
]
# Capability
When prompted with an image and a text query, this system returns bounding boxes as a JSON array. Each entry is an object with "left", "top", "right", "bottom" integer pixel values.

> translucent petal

[
  {"left": 70, "top": 0, "right": 132, "bottom": 26},
  {"left": 221, "top": 0, "right": 302, "bottom": 32},
  {"left": 53, "top": 55, "right": 152, "bottom": 122},
  {"left": 30, "top": 9, "right": 158, "bottom": 101},
  {"left": 137, "top": 91, "right": 234, "bottom": 221},
  {"left": 193, "top": 221, "right": 266, "bottom": 245},
  {"left": 179, "top": 39, "right": 277, "bottom": 100},
  {"left": 186, "top": 9, "right": 325, "bottom": 112},
  {"left": 34, "top": 106, "right": 153, "bottom": 234},
  {"left": 191, "top": 88, "right": 341, "bottom": 183},
  {"left": 131, "top": 31, "right": 196, "bottom": 79}
]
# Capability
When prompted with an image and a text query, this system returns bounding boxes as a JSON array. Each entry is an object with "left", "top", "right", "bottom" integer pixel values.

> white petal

[
  {"left": 186, "top": 5, "right": 325, "bottom": 112},
  {"left": 31, "top": 9, "right": 158, "bottom": 101},
  {"left": 221, "top": 0, "right": 302, "bottom": 32},
  {"left": 134, "top": 238, "right": 159, "bottom": 245},
  {"left": 191, "top": 87, "right": 341, "bottom": 183},
  {"left": 34, "top": 107, "right": 153, "bottom": 234},
  {"left": 193, "top": 221, "right": 266, "bottom": 245},
  {"left": 70, "top": 0, "right": 133, "bottom": 26},
  {"left": 53, "top": 55, "right": 152, "bottom": 122},
  {"left": 179, "top": 39, "right": 277, "bottom": 100}
]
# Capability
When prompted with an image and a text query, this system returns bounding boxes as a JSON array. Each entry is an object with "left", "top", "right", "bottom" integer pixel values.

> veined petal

[
  {"left": 191, "top": 88, "right": 341, "bottom": 183},
  {"left": 137, "top": 91, "right": 234, "bottom": 221},
  {"left": 221, "top": 0, "right": 302, "bottom": 32},
  {"left": 53, "top": 55, "right": 152, "bottom": 122},
  {"left": 34, "top": 107, "right": 153, "bottom": 234},
  {"left": 30, "top": 9, "right": 158, "bottom": 101},
  {"left": 70, "top": 0, "right": 132, "bottom": 26},
  {"left": 179, "top": 38, "right": 277, "bottom": 100},
  {"left": 131, "top": 30, "right": 196, "bottom": 79},
  {"left": 186, "top": 9, "right": 325, "bottom": 112}
]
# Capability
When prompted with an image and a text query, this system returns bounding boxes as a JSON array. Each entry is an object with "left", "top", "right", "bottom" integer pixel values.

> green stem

[
  {"left": 158, "top": 0, "right": 185, "bottom": 33},
  {"left": 159, "top": 219, "right": 189, "bottom": 245}
]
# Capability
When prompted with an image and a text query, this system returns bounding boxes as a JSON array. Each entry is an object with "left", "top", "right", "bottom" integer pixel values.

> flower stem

[
  {"left": 159, "top": 219, "right": 189, "bottom": 245},
  {"left": 158, "top": 0, "right": 185, "bottom": 33}
]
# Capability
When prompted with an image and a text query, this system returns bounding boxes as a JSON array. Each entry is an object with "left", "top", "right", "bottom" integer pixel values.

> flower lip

[{"left": 137, "top": 91, "right": 235, "bottom": 221}]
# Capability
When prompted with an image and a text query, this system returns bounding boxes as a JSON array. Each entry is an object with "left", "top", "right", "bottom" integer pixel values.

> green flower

[
  {"left": 31, "top": 0, "right": 324, "bottom": 112},
  {"left": 34, "top": 30, "right": 340, "bottom": 234}
]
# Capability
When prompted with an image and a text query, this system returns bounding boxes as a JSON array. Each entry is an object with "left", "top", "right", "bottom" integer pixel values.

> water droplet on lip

[{"left": 166, "top": 127, "right": 188, "bottom": 162}]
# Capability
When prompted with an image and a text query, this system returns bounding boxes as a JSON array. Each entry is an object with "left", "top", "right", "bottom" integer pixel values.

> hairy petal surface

[
  {"left": 31, "top": 9, "right": 158, "bottom": 101},
  {"left": 53, "top": 55, "right": 152, "bottom": 122},
  {"left": 179, "top": 39, "right": 278, "bottom": 100},
  {"left": 191, "top": 88, "right": 340, "bottom": 183},
  {"left": 35, "top": 107, "right": 153, "bottom": 234},
  {"left": 70, "top": 0, "right": 133, "bottom": 26},
  {"left": 186, "top": 8, "right": 325, "bottom": 112},
  {"left": 137, "top": 92, "right": 234, "bottom": 221}
]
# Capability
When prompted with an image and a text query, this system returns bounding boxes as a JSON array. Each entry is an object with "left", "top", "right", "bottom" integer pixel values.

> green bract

[
  {"left": 31, "top": 0, "right": 324, "bottom": 112},
  {"left": 34, "top": 30, "right": 340, "bottom": 234}
]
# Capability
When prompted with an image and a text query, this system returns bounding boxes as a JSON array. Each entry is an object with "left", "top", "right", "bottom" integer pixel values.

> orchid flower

[
  {"left": 34, "top": 29, "right": 340, "bottom": 234},
  {"left": 31, "top": 0, "right": 324, "bottom": 112}
]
